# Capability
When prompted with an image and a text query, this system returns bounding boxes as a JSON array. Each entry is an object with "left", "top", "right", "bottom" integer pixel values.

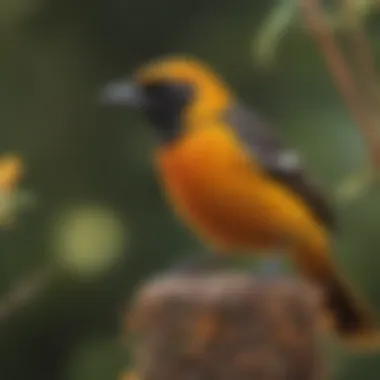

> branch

[
  {"left": 299, "top": 0, "right": 380, "bottom": 170},
  {"left": 298, "top": 0, "right": 380, "bottom": 206},
  {"left": 0, "top": 264, "right": 57, "bottom": 323},
  {"left": 340, "top": 0, "right": 380, "bottom": 122}
]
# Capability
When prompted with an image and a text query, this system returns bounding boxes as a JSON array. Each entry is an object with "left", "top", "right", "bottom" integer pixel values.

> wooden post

[{"left": 126, "top": 272, "right": 326, "bottom": 380}]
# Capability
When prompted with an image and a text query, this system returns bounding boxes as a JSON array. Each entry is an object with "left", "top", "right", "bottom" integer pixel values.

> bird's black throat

[{"left": 141, "top": 81, "right": 193, "bottom": 144}]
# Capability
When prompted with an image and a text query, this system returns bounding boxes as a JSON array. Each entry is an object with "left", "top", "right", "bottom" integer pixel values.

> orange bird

[{"left": 101, "top": 56, "right": 377, "bottom": 343}]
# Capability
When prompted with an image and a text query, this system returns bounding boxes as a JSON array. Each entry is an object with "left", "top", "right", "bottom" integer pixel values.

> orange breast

[{"left": 154, "top": 126, "right": 317, "bottom": 251}]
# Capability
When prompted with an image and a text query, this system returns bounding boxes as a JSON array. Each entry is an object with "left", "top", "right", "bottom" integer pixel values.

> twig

[
  {"left": 299, "top": 0, "right": 380, "bottom": 205},
  {"left": 299, "top": 0, "right": 380, "bottom": 170},
  {"left": 0, "top": 264, "right": 57, "bottom": 323},
  {"left": 331, "top": 0, "right": 380, "bottom": 204},
  {"left": 340, "top": 0, "right": 380, "bottom": 120}
]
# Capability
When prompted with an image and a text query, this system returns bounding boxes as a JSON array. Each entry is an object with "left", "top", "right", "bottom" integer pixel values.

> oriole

[{"left": 101, "top": 56, "right": 377, "bottom": 343}]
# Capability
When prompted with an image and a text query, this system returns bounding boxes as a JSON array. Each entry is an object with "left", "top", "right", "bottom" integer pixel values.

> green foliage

[{"left": 64, "top": 337, "right": 126, "bottom": 380}]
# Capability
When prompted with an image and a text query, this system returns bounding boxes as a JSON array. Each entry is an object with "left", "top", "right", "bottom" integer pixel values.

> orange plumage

[
  {"left": 102, "top": 56, "right": 377, "bottom": 345},
  {"left": 155, "top": 125, "right": 318, "bottom": 251}
]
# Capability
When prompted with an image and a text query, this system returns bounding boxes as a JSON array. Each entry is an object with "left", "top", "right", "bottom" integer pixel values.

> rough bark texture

[{"left": 126, "top": 272, "right": 326, "bottom": 380}]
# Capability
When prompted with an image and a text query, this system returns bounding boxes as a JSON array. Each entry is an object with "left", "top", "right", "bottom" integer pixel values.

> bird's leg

[
  {"left": 256, "top": 252, "right": 285, "bottom": 278},
  {"left": 166, "top": 251, "right": 228, "bottom": 275}
]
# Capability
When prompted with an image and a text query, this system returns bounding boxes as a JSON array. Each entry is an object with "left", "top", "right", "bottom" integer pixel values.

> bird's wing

[{"left": 224, "top": 102, "right": 336, "bottom": 231}]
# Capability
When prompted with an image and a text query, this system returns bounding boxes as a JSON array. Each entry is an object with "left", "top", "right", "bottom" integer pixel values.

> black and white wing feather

[{"left": 224, "top": 103, "right": 336, "bottom": 231}]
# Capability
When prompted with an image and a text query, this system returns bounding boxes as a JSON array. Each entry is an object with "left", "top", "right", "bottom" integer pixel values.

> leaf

[{"left": 252, "top": 0, "right": 298, "bottom": 69}]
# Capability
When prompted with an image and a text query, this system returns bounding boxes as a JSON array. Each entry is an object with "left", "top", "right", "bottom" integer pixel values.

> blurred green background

[{"left": 1, "top": 0, "right": 380, "bottom": 379}]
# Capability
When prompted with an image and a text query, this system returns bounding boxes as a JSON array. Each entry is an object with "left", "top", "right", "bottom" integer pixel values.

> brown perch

[{"left": 125, "top": 272, "right": 327, "bottom": 380}]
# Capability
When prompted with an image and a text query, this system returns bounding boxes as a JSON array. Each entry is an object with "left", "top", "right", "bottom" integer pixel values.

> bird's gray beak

[{"left": 99, "top": 80, "right": 145, "bottom": 107}]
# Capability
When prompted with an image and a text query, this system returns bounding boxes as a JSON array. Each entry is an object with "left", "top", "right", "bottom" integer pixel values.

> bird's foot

[
  {"left": 256, "top": 256, "right": 285, "bottom": 278},
  {"left": 166, "top": 253, "right": 228, "bottom": 275}
]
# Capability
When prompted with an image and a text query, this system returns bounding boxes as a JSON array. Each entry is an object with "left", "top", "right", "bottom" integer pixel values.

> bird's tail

[{"left": 294, "top": 239, "right": 378, "bottom": 348}]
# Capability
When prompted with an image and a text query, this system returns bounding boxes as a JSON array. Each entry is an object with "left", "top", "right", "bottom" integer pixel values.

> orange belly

[{"left": 154, "top": 127, "right": 317, "bottom": 251}]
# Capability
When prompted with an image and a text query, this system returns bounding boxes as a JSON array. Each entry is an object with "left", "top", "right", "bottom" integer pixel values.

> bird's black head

[
  {"left": 100, "top": 56, "right": 232, "bottom": 144},
  {"left": 101, "top": 79, "right": 193, "bottom": 143},
  {"left": 142, "top": 81, "right": 194, "bottom": 142}
]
